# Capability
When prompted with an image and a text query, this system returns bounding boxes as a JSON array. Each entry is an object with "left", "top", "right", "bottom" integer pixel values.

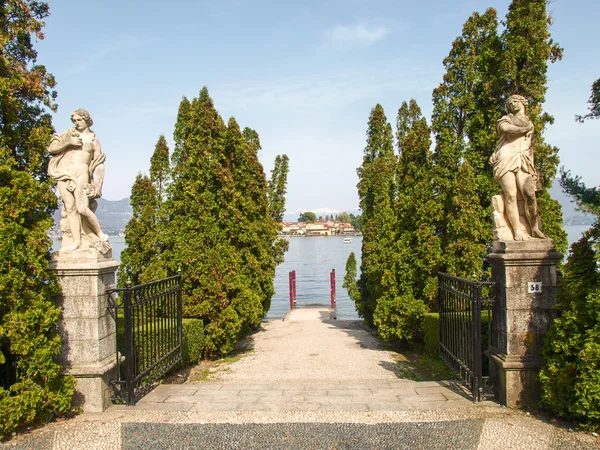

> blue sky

[{"left": 37, "top": 0, "right": 599, "bottom": 218}]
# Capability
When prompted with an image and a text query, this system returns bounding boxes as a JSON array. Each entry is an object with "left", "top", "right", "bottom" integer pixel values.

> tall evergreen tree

[
  {"left": 150, "top": 134, "right": 170, "bottom": 199},
  {"left": 355, "top": 104, "right": 397, "bottom": 326},
  {"left": 117, "top": 174, "right": 159, "bottom": 285},
  {"left": 267, "top": 154, "right": 289, "bottom": 223},
  {"left": 161, "top": 88, "right": 283, "bottom": 356},
  {"left": 575, "top": 78, "right": 600, "bottom": 123},
  {"left": 0, "top": 1, "right": 74, "bottom": 436},
  {"left": 540, "top": 173, "right": 600, "bottom": 429},
  {"left": 394, "top": 100, "right": 441, "bottom": 308},
  {"left": 499, "top": 0, "right": 567, "bottom": 253},
  {"left": 431, "top": 9, "right": 502, "bottom": 279}
]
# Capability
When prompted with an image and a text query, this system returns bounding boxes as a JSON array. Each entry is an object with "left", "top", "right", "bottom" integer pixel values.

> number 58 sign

[{"left": 528, "top": 282, "right": 543, "bottom": 294}]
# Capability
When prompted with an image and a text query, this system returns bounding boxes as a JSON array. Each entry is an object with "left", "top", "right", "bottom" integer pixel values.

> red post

[
  {"left": 292, "top": 270, "right": 297, "bottom": 308},
  {"left": 330, "top": 269, "right": 336, "bottom": 310},
  {"left": 289, "top": 271, "right": 294, "bottom": 310}
]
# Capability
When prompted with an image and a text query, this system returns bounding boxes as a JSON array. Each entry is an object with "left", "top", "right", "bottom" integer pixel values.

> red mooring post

[
  {"left": 330, "top": 269, "right": 336, "bottom": 311},
  {"left": 289, "top": 271, "right": 294, "bottom": 309},
  {"left": 292, "top": 270, "right": 297, "bottom": 308}
]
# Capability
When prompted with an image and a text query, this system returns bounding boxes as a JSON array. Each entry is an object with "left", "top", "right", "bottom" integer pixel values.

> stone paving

[{"left": 1, "top": 307, "right": 598, "bottom": 449}]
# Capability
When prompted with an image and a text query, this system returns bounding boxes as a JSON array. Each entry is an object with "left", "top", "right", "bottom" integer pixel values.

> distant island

[
  {"left": 279, "top": 220, "right": 361, "bottom": 237},
  {"left": 47, "top": 179, "right": 595, "bottom": 240}
]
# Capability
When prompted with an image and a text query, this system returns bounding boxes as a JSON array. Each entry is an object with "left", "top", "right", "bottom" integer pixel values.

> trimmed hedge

[
  {"left": 182, "top": 319, "right": 205, "bottom": 365},
  {"left": 421, "top": 311, "right": 492, "bottom": 375},
  {"left": 115, "top": 316, "right": 205, "bottom": 368},
  {"left": 422, "top": 313, "right": 440, "bottom": 357}
]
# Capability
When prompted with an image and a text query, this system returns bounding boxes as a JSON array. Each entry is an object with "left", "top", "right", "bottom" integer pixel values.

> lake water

[{"left": 53, "top": 224, "right": 592, "bottom": 319}]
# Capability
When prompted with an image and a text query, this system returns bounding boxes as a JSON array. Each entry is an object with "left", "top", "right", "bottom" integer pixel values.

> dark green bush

[
  {"left": 182, "top": 319, "right": 205, "bottom": 365},
  {"left": 421, "top": 311, "right": 492, "bottom": 375},
  {"left": 540, "top": 225, "right": 600, "bottom": 430},
  {"left": 422, "top": 313, "right": 440, "bottom": 357}
]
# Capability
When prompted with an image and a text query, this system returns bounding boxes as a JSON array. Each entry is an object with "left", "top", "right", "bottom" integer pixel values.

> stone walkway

[{"left": 2, "top": 307, "right": 597, "bottom": 449}]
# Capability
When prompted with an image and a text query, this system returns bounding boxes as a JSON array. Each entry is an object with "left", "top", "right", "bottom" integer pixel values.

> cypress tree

[
  {"left": 267, "top": 154, "right": 290, "bottom": 222},
  {"left": 499, "top": 0, "right": 567, "bottom": 253},
  {"left": 355, "top": 104, "right": 396, "bottom": 326},
  {"left": 117, "top": 174, "right": 159, "bottom": 285},
  {"left": 150, "top": 134, "right": 170, "bottom": 199},
  {"left": 540, "top": 174, "right": 600, "bottom": 427},
  {"left": 394, "top": 100, "right": 441, "bottom": 308},
  {"left": 0, "top": 1, "right": 74, "bottom": 436},
  {"left": 431, "top": 9, "right": 502, "bottom": 279},
  {"left": 576, "top": 78, "right": 600, "bottom": 123}
]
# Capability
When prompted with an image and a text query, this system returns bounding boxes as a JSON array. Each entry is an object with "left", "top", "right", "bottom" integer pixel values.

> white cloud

[{"left": 321, "top": 23, "right": 389, "bottom": 50}]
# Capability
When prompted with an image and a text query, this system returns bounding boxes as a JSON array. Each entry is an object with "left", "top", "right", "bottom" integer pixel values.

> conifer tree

[
  {"left": 0, "top": 1, "right": 74, "bottom": 436},
  {"left": 166, "top": 88, "right": 237, "bottom": 354},
  {"left": 499, "top": 0, "right": 567, "bottom": 253},
  {"left": 540, "top": 173, "right": 600, "bottom": 428},
  {"left": 267, "top": 154, "right": 289, "bottom": 222},
  {"left": 162, "top": 88, "right": 283, "bottom": 356},
  {"left": 150, "top": 134, "right": 170, "bottom": 199},
  {"left": 394, "top": 100, "right": 441, "bottom": 308},
  {"left": 118, "top": 174, "right": 159, "bottom": 285},
  {"left": 343, "top": 252, "right": 360, "bottom": 304},
  {"left": 355, "top": 104, "right": 397, "bottom": 326},
  {"left": 576, "top": 78, "right": 600, "bottom": 123},
  {"left": 431, "top": 9, "right": 502, "bottom": 279}
]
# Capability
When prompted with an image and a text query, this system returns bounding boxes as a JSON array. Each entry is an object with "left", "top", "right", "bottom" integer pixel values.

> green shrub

[
  {"left": 540, "top": 225, "right": 600, "bottom": 430},
  {"left": 422, "top": 313, "right": 440, "bottom": 357},
  {"left": 420, "top": 311, "right": 492, "bottom": 375},
  {"left": 182, "top": 319, "right": 205, "bottom": 365}
]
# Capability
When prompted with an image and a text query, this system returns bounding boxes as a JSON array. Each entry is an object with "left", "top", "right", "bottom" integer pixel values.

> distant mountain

[
  {"left": 52, "top": 197, "right": 132, "bottom": 236},
  {"left": 49, "top": 180, "right": 590, "bottom": 237},
  {"left": 549, "top": 179, "right": 594, "bottom": 225}
]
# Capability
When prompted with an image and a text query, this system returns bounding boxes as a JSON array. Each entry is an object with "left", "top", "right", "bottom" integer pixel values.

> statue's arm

[
  {"left": 48, "top": 130, "right": 80, "bottom": 154},
  {"left": 497, "top": 118, "right": 532, "bottom": 135},
  {"left": 90, "top": 138, "right": 105, "bottom": 198}
]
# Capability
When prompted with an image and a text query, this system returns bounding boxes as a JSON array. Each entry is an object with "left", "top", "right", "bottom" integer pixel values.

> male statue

[
  {"left": 489, "top": 95, "right": 546, "bottom": 241},
  {"left": 48, "top": 109, "right": 110, "bottom": 253}
]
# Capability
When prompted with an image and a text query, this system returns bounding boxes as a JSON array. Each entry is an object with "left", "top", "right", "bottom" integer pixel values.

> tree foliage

[
  {"left": 267, "top": 154, "right": 289, "bottom": 222},
  {"left": 120, "top": 87, "right": 288, "bottom": 357},
  {"left": 150, "top": 134, "right": 170, "bottom": 199},
  {"left": 355, "top": 104, "right": 397, "bottom": 327},
  {"left": 393, "top": 100, "right": 441, "bottom": 309},
  {"left": 499, "top": 0, "right": 567, "bottom": 253},
  {"left": 0, "top": 0, "right": 74, "bottom": 437},
  {"left": 576, "top": 78, "right": 600, "bottom": 123},
  {"left": 298, "top": 212, "right": 316, "bottom": 223}
]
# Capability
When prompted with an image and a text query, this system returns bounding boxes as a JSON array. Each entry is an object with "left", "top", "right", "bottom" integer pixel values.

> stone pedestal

[
  {"left": 49, "top": 248, "right": 119, "bottom": 413},
  {"left": 487, "top": 239, "right": 562, "bottom": 408}
]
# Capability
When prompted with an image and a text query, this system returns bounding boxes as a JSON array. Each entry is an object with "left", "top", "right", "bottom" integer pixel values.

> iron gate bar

[
  {"left": 438, "top": 272, "right": 495, "bottom": 402},
  {"left": 107, "top": 274, "right": 183, "bottom": 405}
]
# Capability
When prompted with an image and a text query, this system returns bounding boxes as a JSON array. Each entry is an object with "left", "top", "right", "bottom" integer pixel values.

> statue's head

[
  {"left": 71, "top": 109, "right": 93, "bottom": 127},
  {"left": 506, "top": 95, "right": 528, "bottom": 111}
]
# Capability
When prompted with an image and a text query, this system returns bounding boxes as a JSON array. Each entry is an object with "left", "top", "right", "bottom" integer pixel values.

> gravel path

[{"left": 218, "top": 307, "right": 399, "bottom": 382}]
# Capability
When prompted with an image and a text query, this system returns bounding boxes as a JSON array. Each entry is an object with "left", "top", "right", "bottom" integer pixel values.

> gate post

[
  {"left": 49, "top": 249, "right": 119, "bottom": 413},
  {"left": 487, "top": 240, "right": 562, "bottom": 408}
]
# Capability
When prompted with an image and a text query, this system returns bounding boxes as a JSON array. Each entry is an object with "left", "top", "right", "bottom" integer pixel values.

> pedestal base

[
  {"left": 490, "top": 353, "right": 543, "bottom": 408},
  {"left": 487, "top": 239, "right": 561, "bottom": 409},
  {"left": 49, "top": 249, "right": 119, "bottom": 413}
]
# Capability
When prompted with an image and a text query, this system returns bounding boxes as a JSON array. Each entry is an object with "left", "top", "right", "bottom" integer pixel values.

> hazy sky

[{"left": 37, "top": 0, "right": 599, "bottom": 218}]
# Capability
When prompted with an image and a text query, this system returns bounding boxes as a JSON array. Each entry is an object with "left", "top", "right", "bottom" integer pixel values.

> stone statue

[
  {"left": 489, "top": 95, "right": 546, "bottom": 241},
  {"left": 48, "top": 109, "right": 110, "bottom": 253}
]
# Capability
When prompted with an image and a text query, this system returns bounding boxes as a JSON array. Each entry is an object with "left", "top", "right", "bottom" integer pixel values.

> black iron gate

[
  {"left": 107, "top": 274, "right": 183, "bottom": 405},
  {"left": 438, "top": 272, "right": 495, "bottom": 402}
]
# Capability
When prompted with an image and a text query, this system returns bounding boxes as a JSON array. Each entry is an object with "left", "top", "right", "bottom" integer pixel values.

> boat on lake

[{"left": 343, "top": 237, "right": 352, "bottom": 244}]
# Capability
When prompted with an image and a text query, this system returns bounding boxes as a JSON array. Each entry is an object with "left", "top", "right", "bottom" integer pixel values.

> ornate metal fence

[
  {"left": 0, "top": 343, "right": 18, "bottom": 390},
  {"left": 107, "top": 274, "right": 183, "bottom": 405},
  {"left": 438, "top": 272, "right": 495, "bottom": 402}
]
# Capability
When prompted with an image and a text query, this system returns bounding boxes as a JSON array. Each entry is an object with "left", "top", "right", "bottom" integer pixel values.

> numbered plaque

[{"left": 528, "top": 281, "right": 543, "bottom": 294}]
